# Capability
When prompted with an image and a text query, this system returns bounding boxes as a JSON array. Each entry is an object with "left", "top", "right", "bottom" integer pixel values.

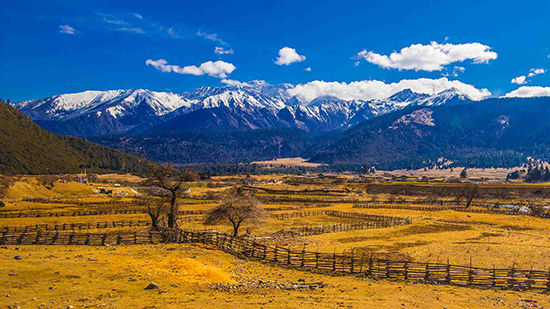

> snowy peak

[
  {"left": 14, "top": 82, "right": 473, "bottom": 137},
  {"left": 418, "top": 88, "right": 470, "bottom": 106},
  {"left": 16, "top": 89, "right": 193, "bottom": 120},
  {"left": 388, "top": 89, "right": 428, "bottom": 103}
]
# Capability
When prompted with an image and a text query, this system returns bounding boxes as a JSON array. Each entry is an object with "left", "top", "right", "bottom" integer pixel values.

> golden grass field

[{"left": 1, "top": 174, "right": 550, "bottom": 308}]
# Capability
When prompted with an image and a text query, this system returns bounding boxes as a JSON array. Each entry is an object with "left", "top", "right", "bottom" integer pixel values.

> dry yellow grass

[
  {"left": 3, "top": 174, "right": 550, "bottom": 308},
  {"left": 1, "top": 244, "right": 547, "bottom": 309}
]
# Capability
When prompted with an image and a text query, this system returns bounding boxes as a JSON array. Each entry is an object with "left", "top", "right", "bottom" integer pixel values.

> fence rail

[
  {"left": 0, "top": 220, "right": 150, "bottom": 232},
  {"left": 0, "top": 208, "right": 210, "bottom": 219},
  {"left": 1, "top": 230, "right": 548, "bottom": 291}
]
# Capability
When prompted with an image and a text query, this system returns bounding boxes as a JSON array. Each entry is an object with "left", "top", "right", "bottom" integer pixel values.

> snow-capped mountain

[{"left": 14, "top": 83, "right": 472, "bottom": 137}]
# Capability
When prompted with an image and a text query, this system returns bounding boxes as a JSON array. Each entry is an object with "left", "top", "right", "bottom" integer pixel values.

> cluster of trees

[
  {"left": 144, "top": 163, "right": 265, "bottom": 236},
  {"left": 144, "top": 163, "right": 200, "bottom": 230},
  {"left": 524, "top": 164, "right": 550, "bottom": 183},
  {"left": 506, "top": 159, "right": 550, "bottom": 183}
]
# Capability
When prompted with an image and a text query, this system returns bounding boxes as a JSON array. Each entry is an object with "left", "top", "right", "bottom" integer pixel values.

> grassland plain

[
  {"left": 2, "top": 244, "right": 549, "bottom": 309},
  {"left": 1, "top": 175, "right": 550, "bottom": 308}
]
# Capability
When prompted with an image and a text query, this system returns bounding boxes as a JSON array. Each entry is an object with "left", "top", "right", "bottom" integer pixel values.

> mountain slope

[
  {"left": 94, "top": 129, "right": 313, "bottom": 164},
  {"left": 310, "top": 96, "right": 550, "bottom": 169},
  {"left": 0, "top": 100, "right": 150, "bottom": 175}
]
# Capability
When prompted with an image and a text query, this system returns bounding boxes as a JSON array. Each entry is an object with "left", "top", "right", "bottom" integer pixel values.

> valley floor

[{"left": 2, "top": 243, "right": 548, "bottom": 309}]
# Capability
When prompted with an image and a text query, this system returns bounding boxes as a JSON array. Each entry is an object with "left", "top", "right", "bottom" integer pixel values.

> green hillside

[{"left": 0, "top": 99, "right": 150, "bottom": 175}]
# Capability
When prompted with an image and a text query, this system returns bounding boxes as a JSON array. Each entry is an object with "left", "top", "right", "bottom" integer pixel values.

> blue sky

[{"left": 1, "top": 0, "right": 550, "bottom": 102}]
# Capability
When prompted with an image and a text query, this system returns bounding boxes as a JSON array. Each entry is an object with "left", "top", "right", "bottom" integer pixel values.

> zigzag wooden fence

[
  {"left": 1, "top": 230, "right": 548, "bottom": 291},
  {"left": 352, "top": 203, "right": 550, "bottom": 218}
]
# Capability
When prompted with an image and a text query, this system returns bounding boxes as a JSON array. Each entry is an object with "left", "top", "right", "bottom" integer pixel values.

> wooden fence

[
  {"left": 352, "top": 203, "right": 550, "bottom": 218},
  {"left": 1, "top": 230, "right": 548, "bottom": 291},
  {"left": 0, "top": 220, "right": 150, "bottom": 232},
  {"left": 0, "top": 208, "right": 210, "bottom": 219}
]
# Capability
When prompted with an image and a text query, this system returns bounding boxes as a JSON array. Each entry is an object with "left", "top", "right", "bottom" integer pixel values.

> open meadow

[{"left": 1, "top": 174, "right": 550, "bottom": 308}]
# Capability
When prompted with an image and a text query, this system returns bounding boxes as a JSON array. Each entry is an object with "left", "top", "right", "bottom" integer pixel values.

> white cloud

[
  {"left": 215, "top": 47, "right": 234, "bottom": 55},
  {"left": 511, "top": 75, "right": 527, "bottom": 85},
  {"left": 118, "top": 27, "right": 145, "bottom": 34},
  {"left": 59, "top": 24, "right": 75, "bottom": 35},
  {"left": 196, "top": 30, "right": 226, "bottom": 45},
  {"left": 275, "top": 47, "right": 306, "bottom": 66},
  {"left": 221, "top": 79, "right": 251, "bottom": 87},
  {"left": 167, "top": 27, "right": 179, "bottom": 38},
  {"left": 511, "top": 68, "right": 546, "bottom": 85},
  {"left": 101, "top": 15, "right": 129, "bottom": 25},
  {"left": 355, "top": 41, "right": 497, "bottom": 71},
  {"left": 443, "top": 65, "right": 466, "bottom": 77},
  {"left": 305, "top": 67, "right": 312, "bottom": 72},
  {"left": 504, "top": 86, "right": 550, "bottom": 98},
  {"left": 527, "top": 68, "right": 546, "bottom": 77},
  {"left": 133, "top": 13, "right": 143, "bottom": 19},
  {"left": 146, "top": 59, "right": 236, "bottom": 78},
  {"left": 287, "top": 78, "right": 491, "bottom": 103}
]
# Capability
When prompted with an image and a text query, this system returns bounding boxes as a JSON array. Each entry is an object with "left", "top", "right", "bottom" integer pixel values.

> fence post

[
  {"left": 527, "top": 266, "right": 533, "bottom": 289},
  {"left": 424, "top": 261, "right": 430, "bottom": 281},
  {"left": 446, "top": 259, "right": 451, "bottom": 284},
  {"left": 404, "top": 261, "right": 409, "bottom": 281},
  {"left": 491, "top": 264, "right": 497, "bottom": 288},
  {"left": 508, "top": 263, "right": 516, "bottom": 289},
  {"left": 287, "top": 247, "right": 291, "bottom": 265},
  {"left": 332, "top": 250, "right": 336, "bottom": 272},
  {"left": 315, "top": 252, "right": 319, "bottom": 269},
  {"left": 368, "top": 254, "right": 373, "bottom": 277},
  {"left": 350, "top": 251, "right": 354, "bottom": 274},
  {"left": 301, "top": 245, "right": 306, "bottom": 268},
  {"left": 468, "top": 257, "right": 473, "bottom": 286}
]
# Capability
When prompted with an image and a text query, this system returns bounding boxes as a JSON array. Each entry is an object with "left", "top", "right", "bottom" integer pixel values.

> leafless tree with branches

[
  {"left": 463, "top": 184, "right": 481, "bottom": 208},
  {"left": 145, "top": 163, "right": 198, "bottom": 229},
  {"left": 145, "top": 198, "right": 168, "bottom": 231},
  {"left": 205, "top": 193, "right": 266, "bottom": 236}
]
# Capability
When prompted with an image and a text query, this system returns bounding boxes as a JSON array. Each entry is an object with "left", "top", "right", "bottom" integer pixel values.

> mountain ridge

[{"left": 15, "top": 83, "right": 472, "bottom": 137}]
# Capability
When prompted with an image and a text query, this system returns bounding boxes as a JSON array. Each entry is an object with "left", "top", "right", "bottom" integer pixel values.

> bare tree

[
  {"left": 145, "top": 163, "right": 198, "bottom": 229},
  {"left": 38, "top": 175, "right": 59, "bottom": 189},
  {"left": 463, "top": 184, "right": 481, "bottom": 208},
  {"left": 145, "top": 198, "right": 168, "bottom": 231},
  {"left": 453, "top": 187, "right": 463, "bottom": 206},
  {"left": 205, "top": 194, "right": 266, "bottom": 236}
]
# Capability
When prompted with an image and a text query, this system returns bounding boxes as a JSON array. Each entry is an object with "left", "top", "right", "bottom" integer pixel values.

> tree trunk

[
  {"left": 232, "top": 221, "right": 241, "bottom": 237},
  {"left": 167, "top": 192, "right": 178, "bottom": 228}
]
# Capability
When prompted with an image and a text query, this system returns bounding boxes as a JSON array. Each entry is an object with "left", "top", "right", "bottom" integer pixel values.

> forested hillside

[
  {"left": 0, "top": 100, "right": 150, "bottom": 175},
  {"left": 310, "top": 97, "right": 550, "bottom": 169}
]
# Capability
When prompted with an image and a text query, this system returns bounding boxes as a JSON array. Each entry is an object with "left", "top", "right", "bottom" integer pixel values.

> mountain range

[
  {"left": 12, "top": 83, "right": 550, "bottom": 170},
  {"left": 15, "top": 81, "right": 470, "bottom": 137}
]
